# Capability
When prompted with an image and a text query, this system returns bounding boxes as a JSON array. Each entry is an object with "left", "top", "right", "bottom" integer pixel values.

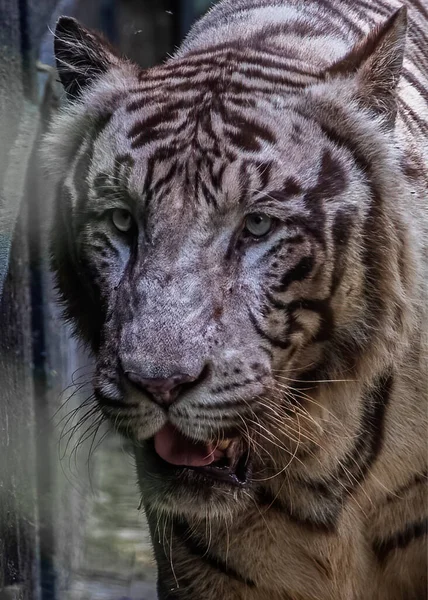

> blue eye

[
  {"left": 112, "top": 209, "right": 133, "bottom": 233},
  {"left": 244, "top": 213, "right": 273, "bottom": 237}
]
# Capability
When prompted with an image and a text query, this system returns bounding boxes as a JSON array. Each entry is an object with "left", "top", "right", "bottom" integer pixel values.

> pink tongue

[{"left": 154, "top": 423, "right": 224, "bottom": 467}]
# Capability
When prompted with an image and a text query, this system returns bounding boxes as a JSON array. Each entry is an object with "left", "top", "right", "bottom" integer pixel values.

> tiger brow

[
  {"left": 247, "top": 187, "right": 303, "bottom": 208},
  {"left": 92, "top": 171, "right": 139, "bottom": 210}
]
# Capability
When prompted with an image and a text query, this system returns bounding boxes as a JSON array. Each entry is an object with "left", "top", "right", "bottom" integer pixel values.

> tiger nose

[{"left": 125, "top": 371, "right": 201, "bottom": 407}]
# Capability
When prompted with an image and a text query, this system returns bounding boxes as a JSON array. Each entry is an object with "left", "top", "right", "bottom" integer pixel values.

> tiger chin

[{"left": 43, "top": 0, "right": 427, "bottom": 599}]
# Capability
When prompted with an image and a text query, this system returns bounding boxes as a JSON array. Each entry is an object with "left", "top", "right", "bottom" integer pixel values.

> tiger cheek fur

[{"left": 44, "top": 2, "right": 427, "bottom": 600}]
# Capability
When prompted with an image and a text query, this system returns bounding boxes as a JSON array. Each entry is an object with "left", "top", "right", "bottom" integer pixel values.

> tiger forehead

[
  {"left": 125, "top": 97, "right": 278, "bottom": 156},
  {"left": 97, "top": 106, "right": 333, "bottom": 204},
  {"left": 121, "top": 62, "right": 325, "bottom": 159},
  {"left": 90, "top": 89, "right": 355, "bottom": 217}
]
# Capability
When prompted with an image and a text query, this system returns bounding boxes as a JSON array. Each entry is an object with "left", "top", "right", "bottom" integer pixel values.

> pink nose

[{"left": 125, "top": 371, "right": 198, "bottom": 406}]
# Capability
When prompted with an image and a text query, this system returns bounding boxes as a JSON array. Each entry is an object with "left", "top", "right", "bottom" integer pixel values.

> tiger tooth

[{"left": 217, "top": 439, "right": 232, "bottom": 451}]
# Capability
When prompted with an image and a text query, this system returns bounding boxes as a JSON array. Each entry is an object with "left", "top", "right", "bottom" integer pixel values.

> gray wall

[{"left": 0, "top": 1, "right": 106, "bottom": 598}]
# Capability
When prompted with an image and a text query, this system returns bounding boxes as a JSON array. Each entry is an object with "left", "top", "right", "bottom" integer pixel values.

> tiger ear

[
  {"left": 326, "top": 7, "right": 407, "bottom": 125},
  {"left": 54, "top": 17, "right": 122, "bottom": 99}
]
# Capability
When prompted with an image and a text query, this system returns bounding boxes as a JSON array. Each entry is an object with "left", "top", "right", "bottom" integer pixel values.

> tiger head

[{"left": 44, "top": 9, "right": 412, "bottom": 519}]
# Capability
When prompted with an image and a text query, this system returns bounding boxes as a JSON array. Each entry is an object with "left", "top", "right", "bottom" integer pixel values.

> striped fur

[{"left": 43, "top": 1, "right": 427, "bottom": 598}]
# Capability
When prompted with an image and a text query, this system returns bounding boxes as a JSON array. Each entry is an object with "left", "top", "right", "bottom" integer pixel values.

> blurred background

[{"left": 0, "top": 2, "right": 214, "bottom": 599}]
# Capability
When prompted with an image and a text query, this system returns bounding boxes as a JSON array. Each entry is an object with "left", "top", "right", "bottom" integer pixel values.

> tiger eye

[
  {"left": 244, "top": 213, "right": 273, "bottom": 237},
  {"left": 112, "top": 208, "right": 133, "bottom": 233}
]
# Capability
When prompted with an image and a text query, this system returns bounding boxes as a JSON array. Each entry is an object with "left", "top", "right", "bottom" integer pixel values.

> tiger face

[{"left": 46, "top": 11, "right": 409, "bottom": 519}]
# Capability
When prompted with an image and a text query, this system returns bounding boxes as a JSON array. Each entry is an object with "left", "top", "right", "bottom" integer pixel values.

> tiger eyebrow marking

[
  {"left": 249, "top": 184, "right": 302, "bottom": 204},
  {"left": 91, "top": 167, "right": 139, "bottom": 213}
]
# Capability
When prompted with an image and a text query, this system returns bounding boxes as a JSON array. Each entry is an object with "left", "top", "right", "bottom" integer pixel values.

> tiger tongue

[{"left": 154, "top": 423, "right": 224, "bottom": 467}]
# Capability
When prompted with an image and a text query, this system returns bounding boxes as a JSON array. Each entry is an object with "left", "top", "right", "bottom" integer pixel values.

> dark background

[{"left": 0, "top": 2, "right": 213, "bottom": 599}]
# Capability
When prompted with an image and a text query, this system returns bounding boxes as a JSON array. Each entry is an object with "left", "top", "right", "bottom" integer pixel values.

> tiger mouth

[
  {"left": 152, "top": 423, "right": 251, "bottom": 487},
  {"left": 192, "top": 440, "right": 251, "bottom": 487}
]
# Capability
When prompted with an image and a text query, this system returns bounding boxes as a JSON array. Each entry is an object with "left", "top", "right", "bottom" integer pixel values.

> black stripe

[
  {"left": 238, "top": 160, "right": 252, "bottom": 204},
  {"left": 136, "top": 64, "right": 219, "bottom": 84},
  {"left": 284, "top": 176, "right": 303, "bottom": 196},
  {"left": 288, "top": 364, "right": 326, "bottom": 391},
  {"left": 399, "top": 97, "right": 428, "bottom": 134},
  {"left": 273, "top": 254, "right": 315, "bottom": 293},
  {"left": 209, "top": 163, "right": 226, "bottom": 192},
  {"left": 265, "top": 294, "right": 334, "bottom": 343},
  {"left": 306, "top": 372, "right": 393, "bottom": 502},
  {"left": 287, "top": 298, "right": 334, "bottom": 342},
  {"left": 225, "top": 117, "right": 276, "bottom": 152},
  {"left": 266, "top": 291, "right": 288, "bottom": 310},
  {"left": 74, "top": 111, "right": 113, "bottom": 223},
  {"left": 152, "top": 161, "right": 179, "bottom": 195},
  {"left": 130, "top": 118, "right": 189, "bottom": 149},
  {"left": 257, "top": 489, "right": 336, "bottom": 533},
  {"left": 135, "top": 75, "right": 295, "bottom": 98},
  {"left": 248, "top": 309, "right": 291, "bottom": 349},
  {"left": 173, "top": 519, "right": 256, "bottom": 587},
  {"left": 92, "top": 172, "right": 111, "bottom": 198},
  {"left": 264, "top": 235, "right": 304, "bottom": 260},
  {"left": 319, "top": 123, "right": 370, "bottom": 184},
  {"left": 96, "top": 396, "right": 139, "bottom": 410},
  {"left": 358, "top": 194, "right": 388, "bottom": 355},
  {"left": 166, "top": 46, "right": 322, "bottom": 78},
  {"left": 143, "top": 146, "right": 180, "bottom": 199},
  {"left": 189, "top": 398, "right": 258, "bottom": 413},
  {"left": 281, "top": 214, "right": 326, "bottom": 247},
  {"left": 262, "top": 182, "right": 302, "bottom": 204},
  {"left": 210, "top": 378, "right": 258, "bottom": 395},
  {"left": 172, "top": 410, "right": 241, "bottom": 425},
  {"left": 292, "top": 148, "right": 345, "bottom": 260},
  {"left": 340, "top": 0, "right": 388, "bottom": 17},
  {"left": 127, "top": 105, "right": 190, "bottom": 138},
  {"left": 112, "top": 153, "right": 135, "bottom": 188},
  {"left": 290, "top": 105, "right": 371, "bottom": 184},
  {"left": 311, "top": 149, "right": 348, "bottom": 199},
  {"left": 126, "top": 95, "right": 193, "bottom": 114},
  {"left": 262, "top": 371, "right": 393, "bottom": 532},
  {"left": 74, "top": 142, "right": 95, "bottom": 214},
  {"left": 240, "top": 159, "right": 275, "bottom": 193},
  {"left": 292, "top": 0, "right": 360, "bottom": 35},
  {"left": 197, "top": 1, "right": 354, "bottom": 39},
  {"left": 200, "top": 181, "right": 218, "bottom": 208},
  {"left": 411, "top": 0, "right": 428, "bottom": 22},
  {"left": 373, "top": 518, "right": 428, "bottom": 563},
  {"left": 405, "top": 35, "right": 428, "bottom": 72},
  {"left": 398, "top": 99, "right": 419, "bottom": 134},
  {"left": 254, "top": 20, "right": 343, "bottom": 49},
  {"left": 257, "top": 159, "right": 273, "bottom": 189},
  {"left": 90, "top": 231, "right": 120, "bottom": 258},
  {"left": 384, "top": 470, "right": 428, "bottom": 505},
  {"left": 330, "top": 207, "right": 358, "bottom": 295},
  {"left": 259, "top": 345, "right": 274, "bottom": 360},
  {"left": 235, "top": 65, "right": 312, "bottom": 88},
  {"left": 291, "top": 106, "right": 394, "bottom": 371}
]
